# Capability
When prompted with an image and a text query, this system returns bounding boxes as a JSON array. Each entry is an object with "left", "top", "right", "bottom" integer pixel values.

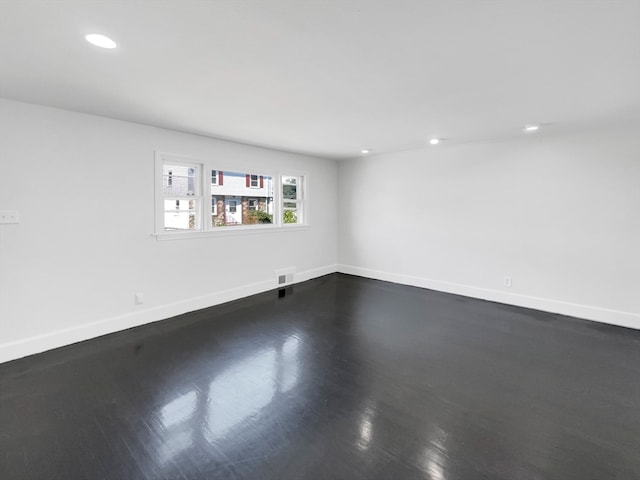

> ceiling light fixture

[
  {"left": 361, "top": 149, "right": 370, "bottom": 154},
  {"left": 524, "top": 124, "right": 540, "bottom": 132},
  {"left": 429, "top": 138, "right": 440, "bottom": 145},
  {"left": 85, "top": 34, "right": 117, "bottom": 49}
]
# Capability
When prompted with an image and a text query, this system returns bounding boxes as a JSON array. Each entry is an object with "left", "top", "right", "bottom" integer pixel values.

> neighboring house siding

[{"left": 211, "top": 171, "right": 271, "bottom": 197}]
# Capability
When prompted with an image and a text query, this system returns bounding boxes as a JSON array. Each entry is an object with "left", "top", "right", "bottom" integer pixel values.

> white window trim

[{"left": 154, "top": 152, "right": 309, "bottom": 239}]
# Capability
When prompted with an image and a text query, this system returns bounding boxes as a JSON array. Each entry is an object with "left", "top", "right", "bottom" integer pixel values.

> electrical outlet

[
  {"left": 0, "top": 210, "right": 19, "bottom": 224},
  {"left": 503, "top": 276, "right": 512, "bottom": 288},
  {"left": 135, "top": 293, "right": 144, "bottom": 305}
]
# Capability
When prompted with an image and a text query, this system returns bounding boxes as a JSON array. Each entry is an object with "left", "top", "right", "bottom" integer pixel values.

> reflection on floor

[{"left": 1, "top": 273, "right": 639, "bottom": 479}]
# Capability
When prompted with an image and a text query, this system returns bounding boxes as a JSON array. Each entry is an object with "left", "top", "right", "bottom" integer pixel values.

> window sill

[{"left": 153, "top": 224, "right": 310, "bottom": 241}]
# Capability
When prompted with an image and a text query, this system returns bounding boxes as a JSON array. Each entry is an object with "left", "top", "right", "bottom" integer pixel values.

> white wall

[
  {"left": 1, "top": 99, "right": 638, "bottom": 363},
  {"left": 338, "top": 123, "right": 640, "bottom": 329},
  {"left": 0, "top": 99, "right": 338, "bottom": 361}
]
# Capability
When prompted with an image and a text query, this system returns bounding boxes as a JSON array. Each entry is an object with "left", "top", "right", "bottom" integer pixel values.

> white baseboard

[
  {"left": 337, "top": 264, "right": 640, "bottom": 331},
  {"left": 0, "top": 264, "right": 337, "bottom": 363},
  {"left": 294, "top": 264, "right": 337, "bottom": 283},
  {"left": 3, "top": 263, "right": 636, "bottom": 363}
]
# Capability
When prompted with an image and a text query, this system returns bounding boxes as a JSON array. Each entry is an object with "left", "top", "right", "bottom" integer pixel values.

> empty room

[{"left": 1, "top": 1, "right": 639, "bottom": 479}]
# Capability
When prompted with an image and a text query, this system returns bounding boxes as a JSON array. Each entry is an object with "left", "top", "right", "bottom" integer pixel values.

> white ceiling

[{"left": 1, "top": 0, "right": 639, "bottom": 159}]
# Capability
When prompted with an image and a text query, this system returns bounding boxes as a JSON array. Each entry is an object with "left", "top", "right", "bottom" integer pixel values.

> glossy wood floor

[{"left": 1, "top": 274, "right": 639, "bottom": 479}]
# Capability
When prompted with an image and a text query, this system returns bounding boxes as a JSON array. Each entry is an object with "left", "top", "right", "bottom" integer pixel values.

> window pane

[
  {"left": 283, "top": 208, "right": 298, "bottom": 224},
  {"left": 282, "top": 177, "right": 297, "bottom": 200},
  {"left": 163, "top": 164, "right": 199, "bottom": 196},
  {"left": 164, "top": 199, "right": 200, "bottom": 231},
  {"left": 207, "top": 171, "right": 274, "bottom": 227}
]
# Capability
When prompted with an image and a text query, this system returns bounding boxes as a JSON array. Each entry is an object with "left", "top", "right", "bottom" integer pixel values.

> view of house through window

[
  {"left": 211, "top": 170, "right": 274, "bottom": 227},
  {"left": 159, "top": 156, "right": 304, "bottom": 233}
]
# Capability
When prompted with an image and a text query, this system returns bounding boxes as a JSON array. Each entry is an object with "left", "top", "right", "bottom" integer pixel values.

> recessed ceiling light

[
  {"left": 429, "top": 138, "right": 440, "bottom": 145},
  {"left": 524, "top": 124, "right": 540, "bottom": 132},
  {"left": 361, "top": 149, "right": 370, "bottom": 154},
  {"left": 85, "top": 34, "right": 117, "bottom": 49}
]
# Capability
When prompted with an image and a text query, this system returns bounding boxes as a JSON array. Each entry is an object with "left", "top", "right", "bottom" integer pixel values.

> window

[
  {"left": 161, "top": 162, "right": 201, "bottom": 231},
  {"left": 156, "top": 153, "right": 304, "bottom": 235},
  {"left": 282, "top": 175, "right": 304, "bottom": 224},
  {"left": 211, "top": 170, "right": 224, "bottom": 186},
  {"left": 212, "top": 171, "right": 272, "bottom": 227}
]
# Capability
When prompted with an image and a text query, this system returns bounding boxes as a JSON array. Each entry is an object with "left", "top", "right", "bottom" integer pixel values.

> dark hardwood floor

[{"left": 1, "top": 273, "right": 639, "bottom": 479}]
